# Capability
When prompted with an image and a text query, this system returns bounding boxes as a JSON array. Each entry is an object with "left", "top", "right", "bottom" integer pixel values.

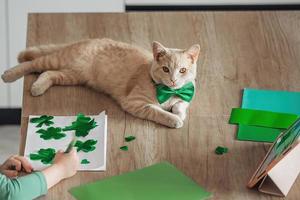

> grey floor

[{"left": 0, "top": 126, "right": 20, "bottom": 163}]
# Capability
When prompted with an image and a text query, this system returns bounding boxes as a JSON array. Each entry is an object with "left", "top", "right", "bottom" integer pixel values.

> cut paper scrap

[
  {"left": 24, "top": 111, "right": 107, "bottom": 171},
  {"left": 120, "top": 145, "right": 128, "bottom": 151},
  {"left": 229, "top": 108, "right": 299, "bottom": 129},
  {"left": 69, "top": 162, "right": 211, "bottom": 200},
  {"left": 215, "top": 146, "right": 228, "bottom": 155},
  {"left": 125, "top": 135, "right": 136, "bottom": 142},
  {"left": 237, "top": 88, "right": 300, "bottom": 142}
]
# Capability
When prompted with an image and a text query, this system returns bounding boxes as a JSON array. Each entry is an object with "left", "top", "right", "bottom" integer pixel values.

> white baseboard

[{"left": 126, "top": 0, "right": 300, "bottom": 5}]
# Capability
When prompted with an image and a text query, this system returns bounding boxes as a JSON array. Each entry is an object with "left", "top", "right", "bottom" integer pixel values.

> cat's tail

[
  {"left": 2, "top": 53, "right": 63, "bottom": 83},
  {"left": 18, "top": 43, "right": 70, "bottom": 63}
]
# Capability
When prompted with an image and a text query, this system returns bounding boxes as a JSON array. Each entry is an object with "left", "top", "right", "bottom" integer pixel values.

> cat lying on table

[{"left": 2, "top": 39, "right": 200, "bottom": 128}]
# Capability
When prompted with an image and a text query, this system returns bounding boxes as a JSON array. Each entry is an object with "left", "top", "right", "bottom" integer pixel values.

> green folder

[
  {"left": 237, "top": 88, "right": 300, "bottom": 142},
  {"left": 69, "top": 162, "right": 211, "bottom": 200}
]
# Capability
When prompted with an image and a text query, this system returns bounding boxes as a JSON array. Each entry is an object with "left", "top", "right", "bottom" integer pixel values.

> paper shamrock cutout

[
  {"left": 81, "top": 159, "right": 90, "bottom": 164},
  {"left": 29, "top": 148, "right": 56, "bottom": 164},
  {"left": 120, "top": 145, "right": 128, "bottom": 151},
  {"left": 125, "top": 136, "right": 136, "bottom": 142},
  {"left": 36, "top": 127, "right": 66, "bottom": 140},
  {"left": 215, "top": 146, "right": 228, "bottom": 155},
  {"left": 63, "top": 113, "right": 97, "bottom": 137},
  {"left": 75, "top": 139, "right": 97, "bottom": 152},
  {"left": 30, "top": 115, "right": 54, "bottom": 127}
]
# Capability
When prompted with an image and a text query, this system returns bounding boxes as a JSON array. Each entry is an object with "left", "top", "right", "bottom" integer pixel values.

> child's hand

[
  {"left": 53, "top": 149, "right": 79, "bottom": 179},
  {"left": 0, "top": 155, "right": 33, "bottom": 178}
]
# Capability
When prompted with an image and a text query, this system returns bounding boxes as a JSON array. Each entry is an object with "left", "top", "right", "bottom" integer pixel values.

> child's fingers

[
  {"left": 7, "top": 157, "right": 22, "bottom": 171},
  {"left": 70, "top": 149, "right": 77, "bottom": 154},
  {"left": 2, "top": 169, "right": 18, "bottom": 178},
  {"left": 14, "top": 156, "right": 33, "bottom": 173},
  {"left": 57, "top": 150, "right": 64, "bottom": 154}
]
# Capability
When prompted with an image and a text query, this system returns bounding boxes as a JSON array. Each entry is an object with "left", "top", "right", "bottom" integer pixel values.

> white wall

[
  {"left": 0, "top": 0, "right": 8, "bottom": 107},
  {"left": 1, "top": 0, "right": 124, "bottom": 108}
]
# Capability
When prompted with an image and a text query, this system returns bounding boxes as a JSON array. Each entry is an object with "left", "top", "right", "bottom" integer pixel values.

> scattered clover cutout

[
  {"left": 29, "top": 148, "right": 56, "bottom": 164},
  {"left": 215, "top": 146, "right": 228, "bottom": 155},
  {"left": 120, "top": 146, "right": 128, "bottom": 151},
  {"left": 81, "top": 159, "right": 90, "bottom": 164},
  {"left": 120, "top": 135, "right": 136, "bottom": 151},
  {"left": 30, "top": 115, "right": 54, "bottom": 127},
  {"left": 75, "top": 139, "right": 97, "bottom": 152},
  {"left": 36, "top": 127, "right": 66, "bottom": 140},
  {"left": 125, "top": 136, "right": 136, "bottom": 142},
  {"left": 63, "top": 113, "right": 97, "bottom": 137}
]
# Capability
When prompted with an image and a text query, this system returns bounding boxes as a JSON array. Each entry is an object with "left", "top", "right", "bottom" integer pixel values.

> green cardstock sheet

[
  {"left": 237, "top": 88, "right": 300, "bottom": 142},
  {"left": 69, "top": 162, "right": 211, "bottom": 200},
  {"left": 229, "top": 108, "right": 299, "bottom": 129}
]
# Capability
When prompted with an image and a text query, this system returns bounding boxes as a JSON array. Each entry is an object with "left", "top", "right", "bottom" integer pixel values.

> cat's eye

[
  {"left": 179, "top": 68, "right": 186, "bottom": 73},
  {"left": 162, "top": 66, "right": 169, "bottom": 73}
]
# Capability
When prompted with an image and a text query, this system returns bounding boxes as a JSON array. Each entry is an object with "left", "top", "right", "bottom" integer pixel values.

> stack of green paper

[
  {"left": 235, "top": 88, "right": 300, "bottom": 142},
  {"left": 69, "top": 162, "right": 211, "bottom": 200}
]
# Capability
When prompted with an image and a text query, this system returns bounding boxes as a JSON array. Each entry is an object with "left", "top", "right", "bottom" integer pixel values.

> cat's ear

[
  {"left": 185, "top": 44, "right": 200, "bottom": 64},
  {"left": 152, "top": 41, "right": 168, "bottom": 61}
]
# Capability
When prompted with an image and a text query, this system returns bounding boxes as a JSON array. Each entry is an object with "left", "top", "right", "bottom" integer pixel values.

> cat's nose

[{"left": 171, "top": 79, "right": 177, "bottom": 86}]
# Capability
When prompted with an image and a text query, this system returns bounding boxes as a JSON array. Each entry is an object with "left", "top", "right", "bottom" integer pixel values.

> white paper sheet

[{"left": 24, "top": 111, "right": 107, "bottom": 171}]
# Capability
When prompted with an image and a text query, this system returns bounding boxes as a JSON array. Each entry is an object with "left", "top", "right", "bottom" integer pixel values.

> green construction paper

[
  {"left": 75, "top": 139, "right": 97, "bottom": 153},
  {"left": 63, "top": 113, "right": 97, "bottom": 137},
  {"left": 81, "top": 159, "right": 90, "bottom": 164},
  {"left": 242, "top": 88, "right": 300, "bottom": 115},
  {"left": 69, "top": 162, "right": 211, "bottom": 200},
  {"left": 215, "top": 146, "right": 228, "bottom": 155},
  {"left": 125, "top": 136, "right": 136, "bottom": 142},
  {"left": 29, "top": 148, "right": 56, "bottom": 165},
  {"left": 237, "top": 88, "right": 300, "bottom": 142},
  {"left": 36, "top": 127, "right": 66, "bottom": 140},
  {"left": 237, "top": 125, "right": 283, "bottom": 142},
  {"left": 120, "top": 146, "right": 128, "bottom": 151},
  {"left": 229, "top": 108, "right": 299, "bottom": 129},
  {"left": 30, "top": 115, "right": 54, "bottom": 127}
]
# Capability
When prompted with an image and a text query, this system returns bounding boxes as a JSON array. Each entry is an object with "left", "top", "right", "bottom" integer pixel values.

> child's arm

[
  {"left": 0, "top": 150, "right": 79, "bottom": 200},
  {"left": 42, "top": 149, "right": 79, "bottom": 189},
  {"left": 0, "top": 171, "right": 47, "bottom": 200}
]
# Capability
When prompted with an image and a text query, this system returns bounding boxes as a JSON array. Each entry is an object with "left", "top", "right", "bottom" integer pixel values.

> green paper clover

[
  {"left": 120, "top": 145, "right": 128, "bottom": 151},
  {"left": 81, "top": 159, "right": 90, "bottom": 164},
  {"left": 36, "top": 127, "right": 66, "bottom": 140},
  {"left": 125, "top": 136, "right": 136, "bottom": 142},
  {"left": 215, "top": 146, "right": 228, "bottom": 155},
  {"left": 63, "top": 113, "right": 97, "bottom": 137},
  {"left": 30, "top": 115, "right": 54, "bottom": 127},
  {"left": 75, "top": 139, "right": 97, "bottom": 152},
  {"left": 29, "top": 148, "right": 56, "bottom": 164}
]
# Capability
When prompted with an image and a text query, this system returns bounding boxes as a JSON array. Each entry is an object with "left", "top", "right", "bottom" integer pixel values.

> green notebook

[
  {"left": 237, "top": 88, "right": 300, "bottom": 142},
  {"left": 69, "top": 162, "right": 211, "bottom": 200}
]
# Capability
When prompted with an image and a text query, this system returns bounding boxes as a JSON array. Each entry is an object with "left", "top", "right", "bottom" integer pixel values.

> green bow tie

[{"left": 156, "top": 82, "right": 195, "bottom": 104}]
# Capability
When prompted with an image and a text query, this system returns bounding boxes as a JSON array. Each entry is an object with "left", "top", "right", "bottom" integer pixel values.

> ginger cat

[{"left": 1, "top": 39, "right": 200, "bottom": 128}]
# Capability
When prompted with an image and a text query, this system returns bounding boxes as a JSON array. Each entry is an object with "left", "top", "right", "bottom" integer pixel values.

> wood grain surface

[{"left": 20, "top": 12, "right": 300, "bottom": 200}]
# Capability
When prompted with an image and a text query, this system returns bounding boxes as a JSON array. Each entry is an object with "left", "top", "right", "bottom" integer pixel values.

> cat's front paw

[
  {"left": 167, "top": 115, "right": 184, "bottom": 128},
  {"left": 31, "top": 83, "right": 45, "bottom": 96}
]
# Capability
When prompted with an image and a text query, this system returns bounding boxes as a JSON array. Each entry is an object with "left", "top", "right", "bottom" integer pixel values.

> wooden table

[{"left": 20, "top": 12, "right": 300, "bottom": 200}]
